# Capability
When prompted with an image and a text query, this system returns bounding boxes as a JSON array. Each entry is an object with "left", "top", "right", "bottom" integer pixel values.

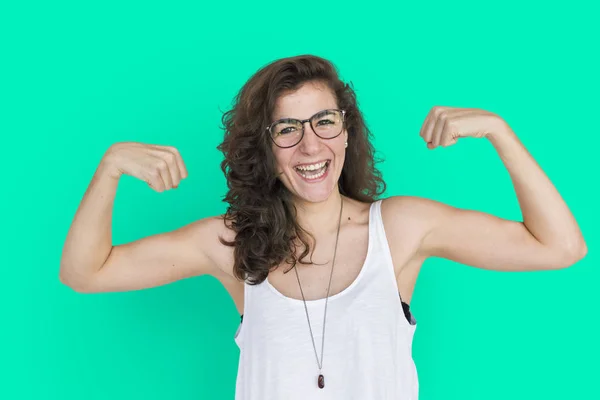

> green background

[{"left": 2, "top": 1, "right": 598, "bottom": 399}]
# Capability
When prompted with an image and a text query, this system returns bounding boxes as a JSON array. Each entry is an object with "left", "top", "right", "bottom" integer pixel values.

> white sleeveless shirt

[{"left": 232, "top": 199, "right": 419, "bottom": 399}]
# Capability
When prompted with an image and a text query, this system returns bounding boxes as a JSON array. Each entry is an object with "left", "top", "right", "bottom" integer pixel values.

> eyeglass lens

[{"left": 270, "top": 109, "right": 343, "bottom": 148}]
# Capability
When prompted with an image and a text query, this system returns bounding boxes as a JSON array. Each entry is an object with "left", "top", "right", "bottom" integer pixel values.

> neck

[{"left": 292, "top": 190, "right": 344, "bottom": 235}]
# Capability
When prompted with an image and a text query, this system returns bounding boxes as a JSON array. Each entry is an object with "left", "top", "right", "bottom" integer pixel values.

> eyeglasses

[{"left": 266, "top": 109, "right": 346, "bottom": 148}]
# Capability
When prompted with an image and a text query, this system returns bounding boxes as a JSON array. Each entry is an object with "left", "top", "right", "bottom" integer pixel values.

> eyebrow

[
  {"left": 313, "top": 109, "right": 334, "bottom": 119},
  {"left": 275, "top": 117, "right": 298, "bottom": 124},
  {"left": 273, "top": 109, "right": 336, "bottom": 123}
]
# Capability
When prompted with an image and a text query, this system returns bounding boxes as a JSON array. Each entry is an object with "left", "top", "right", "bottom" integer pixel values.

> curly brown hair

[{"left": 216, "top": 54, "right": 386, "bottom": 285}]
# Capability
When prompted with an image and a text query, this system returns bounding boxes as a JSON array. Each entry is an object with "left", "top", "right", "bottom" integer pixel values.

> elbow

[
  {"left": 573, "top": 240, "right": 588, "bottom": 263},
  {"left": 59, "top": 273, "right": 84, "bottom": 293},
  {"left": 554, "top": 239, "right": 588, "bottom": 269},
  {"left": 59, "top": 270, "right": 97, "bottom": 293}
]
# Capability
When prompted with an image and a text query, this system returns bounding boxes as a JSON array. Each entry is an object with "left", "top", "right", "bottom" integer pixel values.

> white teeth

[
  {"left": 295, "top": 161, "right": 327, "bottom": 171},
  {"left": 295, "top": 162, "right": 328, "bottom": 180}
]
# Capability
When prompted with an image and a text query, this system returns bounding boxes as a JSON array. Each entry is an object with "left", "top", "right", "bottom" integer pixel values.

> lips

[{"left": 294, "top": 160, "right": 330, "bottom": 181}]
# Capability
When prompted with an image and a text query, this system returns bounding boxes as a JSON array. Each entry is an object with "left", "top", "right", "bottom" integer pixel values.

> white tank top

[{"left": 232, "top": 199, "right": 419, "bottom": 399}]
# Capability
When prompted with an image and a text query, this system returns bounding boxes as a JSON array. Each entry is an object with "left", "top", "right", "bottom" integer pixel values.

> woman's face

[{"left": 270, "top": 81, "right": 348, "bottom": 204}]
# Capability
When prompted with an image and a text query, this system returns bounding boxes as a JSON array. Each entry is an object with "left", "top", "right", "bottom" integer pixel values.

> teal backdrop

[{"left": 1, "top": 1, "right": 598, "bottom": 399}]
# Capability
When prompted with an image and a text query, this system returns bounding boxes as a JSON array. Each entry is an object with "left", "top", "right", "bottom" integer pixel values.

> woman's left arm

[{"left": 392, "top": 106, "right": 587, "bottom": 271}]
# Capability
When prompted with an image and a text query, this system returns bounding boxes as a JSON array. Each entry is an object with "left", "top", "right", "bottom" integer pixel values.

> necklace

[{"left": 293, "top": 195, "right": 344, "bottom": 389}]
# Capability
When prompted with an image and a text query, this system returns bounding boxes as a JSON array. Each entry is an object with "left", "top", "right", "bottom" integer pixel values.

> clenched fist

[
  {"left": 419, "top": 106, "right": 509, "bottom": 149},
  {"left": 102, "top": 142, "right": 188, "bottom": 192}
]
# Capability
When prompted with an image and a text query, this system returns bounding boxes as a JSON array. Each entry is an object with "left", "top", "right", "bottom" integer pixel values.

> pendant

[{"left": 318, "top": 374, "right": 325, "bottom": 389}]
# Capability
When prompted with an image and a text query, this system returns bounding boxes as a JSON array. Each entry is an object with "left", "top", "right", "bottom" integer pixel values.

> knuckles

[{"left": 154, "top": 159, "right": 168, "bottom": 170}]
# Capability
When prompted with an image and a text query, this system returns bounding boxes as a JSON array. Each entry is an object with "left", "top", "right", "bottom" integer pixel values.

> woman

[{"left": 59, "top": 55, "right": 587, "bottom": 399}]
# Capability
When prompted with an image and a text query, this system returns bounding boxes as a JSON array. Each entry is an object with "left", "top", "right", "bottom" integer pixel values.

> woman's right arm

[{"left": 59, "top": 142, "right": 231, "bottom": 293}]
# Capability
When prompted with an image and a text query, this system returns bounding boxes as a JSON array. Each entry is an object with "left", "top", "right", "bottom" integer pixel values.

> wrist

[
  {"left": 485, "top": 118, "right": 515, "bottom": 145},
  {"left": 99, "top": 152, "right": 122, "bottom": 181}
]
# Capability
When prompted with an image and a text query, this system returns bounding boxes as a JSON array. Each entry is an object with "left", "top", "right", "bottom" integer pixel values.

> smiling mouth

[{"left": 294, "top": 160, "right": 330, "bottom": 180}]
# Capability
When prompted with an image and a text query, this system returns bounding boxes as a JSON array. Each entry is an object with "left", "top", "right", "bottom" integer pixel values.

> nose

[{"left": 298, "top": 121, "right": 321, "bottom": 154}]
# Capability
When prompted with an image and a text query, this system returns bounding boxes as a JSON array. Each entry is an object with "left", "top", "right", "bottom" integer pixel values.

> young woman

[{"left": 60, "top": 55, "right": 587, "bottom": 399}]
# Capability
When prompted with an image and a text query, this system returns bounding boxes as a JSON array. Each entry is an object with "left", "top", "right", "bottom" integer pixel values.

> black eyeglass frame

[{"left": 265, "top": 109, "right": 347, "bottom": 149}]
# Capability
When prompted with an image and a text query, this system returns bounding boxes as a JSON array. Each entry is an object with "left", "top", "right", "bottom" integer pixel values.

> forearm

[{"left": 487, "top": 123, "right": 586, "bottom": 258}]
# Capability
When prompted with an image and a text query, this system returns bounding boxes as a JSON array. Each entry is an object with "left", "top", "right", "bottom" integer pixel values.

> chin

[{"left": 294, "top": 186, "right": 336, "bottom": 204}]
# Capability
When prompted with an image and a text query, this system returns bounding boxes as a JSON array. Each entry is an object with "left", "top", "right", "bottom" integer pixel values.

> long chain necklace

[{"left": 294, "top": 195, "right": 344, "bottom": 389}]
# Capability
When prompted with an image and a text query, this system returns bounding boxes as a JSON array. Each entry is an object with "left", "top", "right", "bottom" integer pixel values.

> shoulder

[
  {"left": 379, "top": 195, "right": 452, "bottom": 258},
  {"left": 186, "top": 214, "right": 236, "bottom": 244},
  {"left": 380, "top": 195, "right": 449, "bottom": 221},
  {"left": 186, "top": 214, "right": 239, "bottom": 281},
  {"left": 380, "top": 195, "right": 444, "bottom": 225}
]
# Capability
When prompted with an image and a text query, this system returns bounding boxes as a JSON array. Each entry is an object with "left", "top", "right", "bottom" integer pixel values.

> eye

[
  {"left": 279, "top": 126, "right": 297, "bottom": 135},
  {"left": 317, "top": 118, "right": 334, "bottom": 126}
]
